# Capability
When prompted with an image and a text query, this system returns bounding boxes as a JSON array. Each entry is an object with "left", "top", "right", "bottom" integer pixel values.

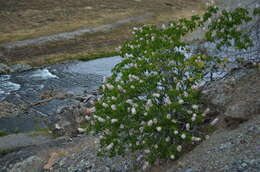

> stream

[
  {"left": 0, "top": 56, "right": 122, "bottom": 133},
  {"left": 0, "top": 56, "right": 121, "bottom": 102}
]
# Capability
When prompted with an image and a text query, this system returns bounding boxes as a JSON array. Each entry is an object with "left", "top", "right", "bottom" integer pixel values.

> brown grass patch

[
  {"left": 0, "top": 0, "right": 206, "bottom": 66},
  {"left": 0, "top": 0, "right": 204, "bottom": 43}
]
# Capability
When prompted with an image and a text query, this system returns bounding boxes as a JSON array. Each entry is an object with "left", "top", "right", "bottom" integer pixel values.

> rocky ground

[{"left": 0, "top": 62, "right": 259, "bottom": 172}]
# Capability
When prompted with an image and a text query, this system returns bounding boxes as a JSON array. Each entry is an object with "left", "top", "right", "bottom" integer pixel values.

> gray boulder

[
  {"left": 10, "top": 64, "right": 32, "bottom": 73},
  {"left": 201, "top": 65, "right": 260, "bottom": 122},
  {"left": 0, "top": 63, "right": 10, "bottom": 74}
]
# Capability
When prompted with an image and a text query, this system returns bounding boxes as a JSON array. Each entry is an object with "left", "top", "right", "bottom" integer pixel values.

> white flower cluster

[{"left": 87, "top": 8, "right": 227, "bottom": 164}]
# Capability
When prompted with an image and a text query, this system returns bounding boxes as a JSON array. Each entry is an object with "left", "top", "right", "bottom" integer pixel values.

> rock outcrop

[{"left": 202, "top": 64, "right": 260, "bottom": 126}]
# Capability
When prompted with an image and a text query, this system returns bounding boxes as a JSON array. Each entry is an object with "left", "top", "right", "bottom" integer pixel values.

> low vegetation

[
  {"left": 29, "top": 128, "right": 53, "bottom": 137},
  {"left": 0, "top": 130, "right": 8, "bottom": 137}
]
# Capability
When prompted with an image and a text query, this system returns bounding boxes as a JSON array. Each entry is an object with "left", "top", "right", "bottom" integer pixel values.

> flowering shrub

[{"left": 87, "top": 4, "right": 259, "bottom": 166}]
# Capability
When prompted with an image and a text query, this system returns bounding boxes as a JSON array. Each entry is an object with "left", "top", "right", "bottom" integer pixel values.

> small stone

[
  {"left": 205, "top": 135, "right": 210, "bottom": 140},
  {"left": 210, "top": 118, "right": 219, "bottom": 126},
  {"left": 55, "top": 123, "right": 62, "bottom": 130},
  {"left": 77, "top": 128, "right": 85, "bottom": 134},
  {"left": 241, "top": 162, "right": 247, "bottom": 168},
  {"left": 105, "top": 166, "right": 110, "bottom": 172},
  {"left": 84, "top": 6, "right": 93, "bottom": 10},
  {"left": 85, "top": 107, "right": 96, "bottom": 114},
  {"left": 184, "top": 168, "right": 196, "bottom": 172}
]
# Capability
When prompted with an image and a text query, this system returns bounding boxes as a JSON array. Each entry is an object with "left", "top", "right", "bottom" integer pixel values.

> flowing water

[
  {"left": 0, "top": 56, "right": 122, "bottom": 133},
  {"left": 0, "top": 56, "right": 122, "bottom": 102},
  {"left": 65, "top": 56, "right": 121, "bottom": 77},
  {"left": 0, "top": 75, "right": 21, "bottom": 101}
]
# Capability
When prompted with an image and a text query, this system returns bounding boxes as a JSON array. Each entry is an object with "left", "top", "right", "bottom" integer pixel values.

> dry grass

[
  {"left": 0, "top": 9, "right": 135, "bottom": 43},
  {"left": 4, "top": 23, "right": 133, "bottom": 66},
  {"left": 0, "top": 0, "right": 207, "bottom": 66},
  {"left": 0, "top": 0, "right": 204, "bottom": 43}
]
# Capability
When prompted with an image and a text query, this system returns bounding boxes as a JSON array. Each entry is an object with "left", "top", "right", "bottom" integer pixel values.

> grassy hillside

[{"left": 0, "top": 0, "right": 206, "bottom": 66}]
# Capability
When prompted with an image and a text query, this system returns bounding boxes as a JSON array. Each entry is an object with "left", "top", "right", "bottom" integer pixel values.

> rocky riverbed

[{"left": 0, "top": 56, "right": 121, "bottom": 137}]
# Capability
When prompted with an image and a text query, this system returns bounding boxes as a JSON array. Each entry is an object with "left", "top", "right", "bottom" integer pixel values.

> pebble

[
  {"left": 184, "top": 168, "right": 196, "bottom": 172},
  {"left": 55, "top": 123, "right": 62, "bottom": 130},
  {"left": 77, "top": 128, "right": 85, "bottom": 133},
  {"left": 241, "top": 162, "right": 248, "bottom": 168}
]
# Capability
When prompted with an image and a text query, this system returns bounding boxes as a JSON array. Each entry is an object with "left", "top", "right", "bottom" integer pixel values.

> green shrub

[
  {"left": 0, "top": 130, "right": 8, "bottom": 137},
  {"left": 87, "top": 4, "right": 258, "bottom": 167}
]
